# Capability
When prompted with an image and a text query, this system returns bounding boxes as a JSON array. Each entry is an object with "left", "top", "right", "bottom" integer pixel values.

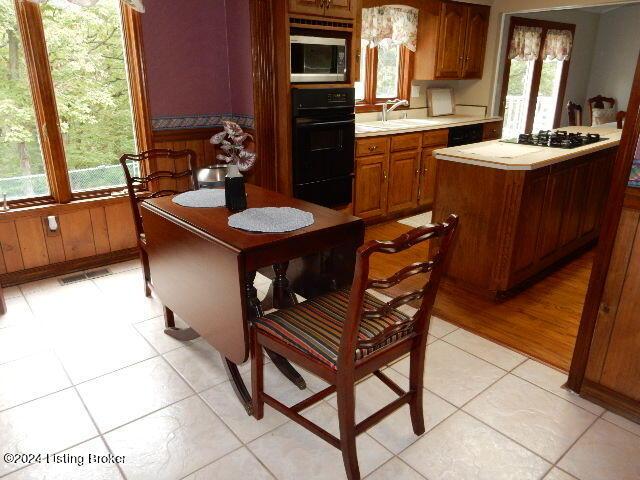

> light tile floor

[{"left": 0, "top": 259, "right": 639, "bottom": 479}]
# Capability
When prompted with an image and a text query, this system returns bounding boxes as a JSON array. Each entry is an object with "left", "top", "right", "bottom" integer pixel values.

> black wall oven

[{"left": 292, "top": 88, "right": 355, "bottom": 208}]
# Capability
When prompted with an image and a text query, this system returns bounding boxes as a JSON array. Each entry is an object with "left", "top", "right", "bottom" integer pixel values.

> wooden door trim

[{"left": 567, "top": 52, "right": 640, "bottom": 392}]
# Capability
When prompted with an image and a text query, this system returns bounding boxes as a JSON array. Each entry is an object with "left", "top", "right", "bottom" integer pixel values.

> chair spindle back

[{"left": 339, "top": 214, "right": 459, "bottom": 366}]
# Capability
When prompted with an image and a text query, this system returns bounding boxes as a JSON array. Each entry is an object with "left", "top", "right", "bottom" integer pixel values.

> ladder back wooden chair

[
  {"left": 250, "top": 214, "right": 459, "bottom": 480},
  {"left": 120, "top": 149, "right": 199, "bottom": 298},
  {"left": 588, "top": 95, "right": 616, "bottom": 126},
  {"left": 567, "top": 101, "right": 582, "bottom": 126}
]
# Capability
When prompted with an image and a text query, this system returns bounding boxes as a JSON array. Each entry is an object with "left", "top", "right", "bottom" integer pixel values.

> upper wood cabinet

[
  {"left": 434, "top": 2, "right": 468, "bottom": 78},
  {"left": 289, "top": 0, "right": 356, "bottom": 19},
  {"left": 460, "top": 5, "right": 490, "bottom": 78},
  {"left": 415, "top": 1, "right": 490, "bottom": 80}
]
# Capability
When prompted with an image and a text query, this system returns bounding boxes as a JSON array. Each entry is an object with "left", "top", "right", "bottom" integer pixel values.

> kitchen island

[{"left": 431, "top": 126, "right": 622, "bottom": 298}]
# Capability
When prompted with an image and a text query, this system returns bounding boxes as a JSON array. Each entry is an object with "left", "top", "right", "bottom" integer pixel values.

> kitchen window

[
  {"left": 355, "top": 4, "right": 417, "bottom": 112},
  {"left": 0, "top": 0, "right": 148, "bottom": 207},
  {"left": 354, "top": 42, "right": 411, "bottom": 112}
]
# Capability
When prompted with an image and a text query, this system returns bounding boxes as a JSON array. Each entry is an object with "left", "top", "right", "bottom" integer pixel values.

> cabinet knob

[
  {"left": 383, "top": 171, "right": 388, "bottom": 181},
  {"left": 369, "top": 145, "right": 378, "bottom": 151},
  {"left": 600, "top": 302, "right": 611, "bottom": 314},
  {"left": 416, "top": 169, "right": 420, "bottom": 174}
]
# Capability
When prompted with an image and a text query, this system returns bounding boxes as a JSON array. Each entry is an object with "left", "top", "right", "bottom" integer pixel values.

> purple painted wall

[
  {"left": 141, "top": 0, "right": 254, "bottom": 124},
  {"left": 226, "top": 0, "right": 254, "bottom": 117}
]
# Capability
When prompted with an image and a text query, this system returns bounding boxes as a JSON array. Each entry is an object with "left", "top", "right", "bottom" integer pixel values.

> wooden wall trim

[
  {"left": 567, "top": 52, "right": 640, "bottom": 392},
  {"left": 15, "top": 0, "right": 72, "bottom": 204},
  {"left": 120, "top": 4, "right": 153, "bottom": 153},
  {"left": 0, "top": 248, "right": 139, "bottom": 287},
  {"left": 250, "top": 0, "right": 279, "bottom": 191}
]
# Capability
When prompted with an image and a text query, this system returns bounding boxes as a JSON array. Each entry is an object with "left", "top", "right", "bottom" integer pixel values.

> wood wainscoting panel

[
  {"left": 0, "top": 222, "right": 24, "bottom": 273},
  {"left": 104, "top": 202, "right": 137, "bottom": 251},
  {"left": 0, "top": 196, "right": 138, "bottom": 284},
  {"left": 15, "top": 217, "right": 49, "bottom": 269},
  {"left": 59, "top": 210, "right": 97, "bottom": 260},
  {"left": 43, "top": 223, "right": 66, "bottom": 265},
  {"left": 90, "top": 207, "right": 112, "bottom": 255}
]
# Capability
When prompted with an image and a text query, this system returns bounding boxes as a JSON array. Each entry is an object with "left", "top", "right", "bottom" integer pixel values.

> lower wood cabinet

[
  {"left": 387, "top": 151, "right": 420, "bottom": 213},
  {"left": 354, "top": 154, "right": 388, "bottom": 219},
  {"left": 355, "top": 129, "right": 449, "bottom": 222},
  {"left": 419, "top": 150, "right": 438, "bottom": 207}
]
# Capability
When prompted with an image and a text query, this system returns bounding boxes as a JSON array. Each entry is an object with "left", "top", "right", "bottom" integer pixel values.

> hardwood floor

[{"left": 365, "top": 220, "right": 594, "bottom": 371}]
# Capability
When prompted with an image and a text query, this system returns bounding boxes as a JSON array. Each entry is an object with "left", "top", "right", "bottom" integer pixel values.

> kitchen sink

[{"left": 355, "top": 118, "right": 443, "bottom": 133}]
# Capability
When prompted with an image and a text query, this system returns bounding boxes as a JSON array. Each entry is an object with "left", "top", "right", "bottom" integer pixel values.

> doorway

[{"left": 499, "top": 18, "right": 575, "bottom": 138}]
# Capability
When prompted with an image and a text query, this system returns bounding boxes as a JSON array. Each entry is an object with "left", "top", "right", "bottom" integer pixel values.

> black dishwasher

[{"left": 448, "top": 124, "right": 484, "bottom": 147}]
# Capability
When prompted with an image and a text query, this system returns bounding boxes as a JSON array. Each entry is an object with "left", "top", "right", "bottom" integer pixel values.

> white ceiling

[{"left": 581, "top": 4, "right": 626, "bottom": 13}]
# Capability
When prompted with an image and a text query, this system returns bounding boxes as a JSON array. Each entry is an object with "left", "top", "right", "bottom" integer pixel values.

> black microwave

[{"left": 290, "top": 35, "right": 347, "bottom": 83}]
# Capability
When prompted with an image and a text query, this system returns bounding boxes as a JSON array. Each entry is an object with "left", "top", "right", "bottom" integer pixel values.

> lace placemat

[
  {"left": 228, "top": 207, "right": 315, "bottom": 233},
  {"left": 172, "top": 189, "right": 225, "bottom": 208}
]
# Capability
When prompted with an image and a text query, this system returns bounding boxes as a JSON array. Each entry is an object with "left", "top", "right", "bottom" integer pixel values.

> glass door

[{"left": 499, "top": 18, "right": 574, "bottom": 138}]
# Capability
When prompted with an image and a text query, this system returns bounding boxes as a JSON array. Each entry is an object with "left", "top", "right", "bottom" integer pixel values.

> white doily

[
  {"left": 172, "top": 189, "right": 225, "bottom": 208},
  {"left": 228, "top": 207, "right": 315, "bottom": 233}
]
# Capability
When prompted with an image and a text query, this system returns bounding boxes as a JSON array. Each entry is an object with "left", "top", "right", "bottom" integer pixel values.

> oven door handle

[{"left": 297, "top": 119, "right": 355, "bottom": 129}]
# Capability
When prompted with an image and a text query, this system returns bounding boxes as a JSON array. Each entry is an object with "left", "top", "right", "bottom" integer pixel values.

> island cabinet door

[
  {"left": 434, "top": 2, "right": 467, "bottom": 79},
  {"left": 581, "top": 153, "right": 615, "bottom": 237},
  {"left": 537, "top": 166, "right": 573, "bottom": 260},
  {"left": 387, "top": 151, "right": 420, "bottom": 213},
  {"left": 511, "top": 170, "right": 548, "bottom": 276},
  {"left": 559, "top": 159, "right": 592, "bottom": 248},
  {"left": 354, "top": 154, "right": 389, "bottom": 219}
]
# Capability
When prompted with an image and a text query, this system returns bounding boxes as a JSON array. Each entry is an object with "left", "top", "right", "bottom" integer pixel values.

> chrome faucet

[{"left": 382, "top": 99, "right": 409, "bottom": 123}]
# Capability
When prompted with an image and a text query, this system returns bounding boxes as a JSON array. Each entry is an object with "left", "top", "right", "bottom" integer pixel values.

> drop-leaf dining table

[{"left": 140, "top": 185, "right": 364, "bottom": 415}]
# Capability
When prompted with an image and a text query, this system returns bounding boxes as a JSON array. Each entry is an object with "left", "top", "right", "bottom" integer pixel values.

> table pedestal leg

[
  {"left": 270, "top": 261, "right": 299, "bottom": 309},
  {"left": 263, "top": 263, "right": 306, "bottom": 390}
]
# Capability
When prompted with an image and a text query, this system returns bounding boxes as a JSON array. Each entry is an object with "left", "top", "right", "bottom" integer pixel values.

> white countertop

[
  {"left": 355, "top": 115, "right": 502, "bottom": 138},
  {"left": 433, "top": 126, "right": 622, "bottom": 171}
]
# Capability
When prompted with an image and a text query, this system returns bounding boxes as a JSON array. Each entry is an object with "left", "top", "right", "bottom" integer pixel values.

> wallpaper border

[{"left": 151, "top": 113, "right": 255, "bottom": 131}]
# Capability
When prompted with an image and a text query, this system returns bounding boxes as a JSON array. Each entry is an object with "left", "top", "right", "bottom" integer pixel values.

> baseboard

[
  {"left": 581, "top": 379, "right": 640, "bottom": 423},
  {"left": 0, "top": 248, "right": 139, "bottom": 287}
]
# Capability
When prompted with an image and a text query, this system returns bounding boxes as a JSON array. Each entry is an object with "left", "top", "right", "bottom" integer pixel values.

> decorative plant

[{"left": 210, "top": 121, "right": 256, "bottom": 172}]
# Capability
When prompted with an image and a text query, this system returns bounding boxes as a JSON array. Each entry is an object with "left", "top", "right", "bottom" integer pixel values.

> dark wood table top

[{"left": 141, "top": 184, "right": 363, "bottom": 253}]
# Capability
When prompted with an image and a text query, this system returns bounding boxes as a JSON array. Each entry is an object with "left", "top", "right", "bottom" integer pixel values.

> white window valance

[
  {"left": 361, "top": 5, "right": 419, "bottom": 52},
  {"left": 23, "top": 0, "right": 145, "bottom": 13},
  {"left": 508, "top": 26, "right": 542, "bottom": 61},
  {"left": 542, "top": 29, "right": 573, "bottom": 61}
]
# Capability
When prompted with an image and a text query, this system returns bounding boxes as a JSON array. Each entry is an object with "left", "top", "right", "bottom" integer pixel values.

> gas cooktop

[{"left": 502, "top": 130, "right": 608, "bottom": 149}]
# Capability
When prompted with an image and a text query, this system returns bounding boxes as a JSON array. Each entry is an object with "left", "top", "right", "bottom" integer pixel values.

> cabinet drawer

[
  {"left": 356, "top": 137, "right": 388, "bottom": 157},
  {"left": 391, "top": 133, "right": 422, "bottom": 152},
  {"left": 422, "top": 129, "right": 449, "bottom": 147}
]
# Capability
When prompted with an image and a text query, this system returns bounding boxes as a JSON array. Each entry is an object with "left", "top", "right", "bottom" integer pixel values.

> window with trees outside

[
  {"left": 0, "top": 0, "right": 143, "bottom": 205},
  {"left": 355, "top": 38, "right": 411, "bottom": 112}
]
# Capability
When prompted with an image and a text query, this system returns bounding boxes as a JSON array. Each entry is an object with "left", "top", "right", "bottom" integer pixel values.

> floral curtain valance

[
  {"left": 508, "top": 26, "right": 542, "bottom": 61},
  {"left": 542, "top": 29, "right": 573, "bottom": 61},
  {"left": 361, "top": 5, "right": 419, "bottom": 52},
  {"left": 24, "top": 0, "right": 145, "bottom": 13},
  {"left": 508, "top": 25, "right": 573, "bottom": 61}
]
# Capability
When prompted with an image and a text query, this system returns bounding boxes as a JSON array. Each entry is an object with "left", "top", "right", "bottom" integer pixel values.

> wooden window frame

[
  {"left": 498, "top": 17, "right": 575, "bottom": 134},
  {"left": 8, "top": 0, "right": 151, "bottom": 209},
  {"left": 356, "top": 44, "right": 412, "bottom": 113}
]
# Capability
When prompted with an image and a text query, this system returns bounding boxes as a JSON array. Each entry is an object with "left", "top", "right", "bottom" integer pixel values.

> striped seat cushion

[{"left": 253, "top": 289, "right": 412, "bottom": 370}]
